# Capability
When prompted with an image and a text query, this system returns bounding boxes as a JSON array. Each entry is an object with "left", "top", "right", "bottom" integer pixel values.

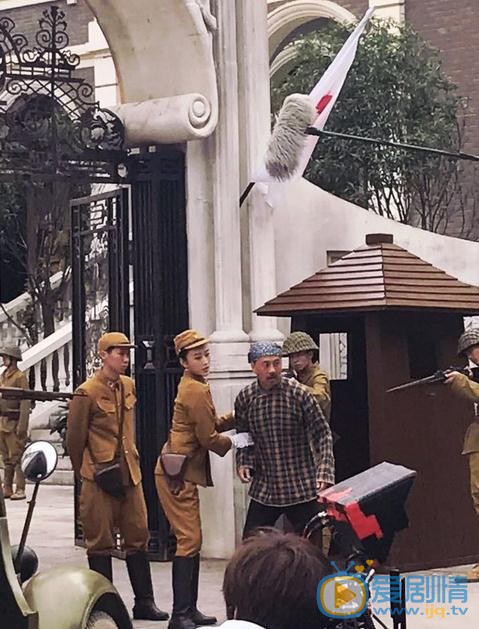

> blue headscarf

[{"left": 248, "top": 341, "right": 283, "bottom": 363}]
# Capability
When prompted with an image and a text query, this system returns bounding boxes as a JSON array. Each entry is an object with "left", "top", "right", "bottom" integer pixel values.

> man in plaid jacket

[{"left": 236, "top": 341, "right": 335, "bottom": 537}]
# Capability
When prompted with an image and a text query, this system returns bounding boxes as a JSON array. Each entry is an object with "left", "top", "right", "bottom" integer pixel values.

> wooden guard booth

[{"left": 257, "top": 233, "right": 479, "bottom": 570}]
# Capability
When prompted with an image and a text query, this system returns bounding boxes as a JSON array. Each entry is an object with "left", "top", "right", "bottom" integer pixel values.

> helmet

[
  {"left": 457, "top": 328, "right": 479, "bottom": 358},
  {"left": 0, "top": 345, "right": 22, "bottom": 361},
  {"left": 282, "top": 332, "right": 318, "bottom": 355}
]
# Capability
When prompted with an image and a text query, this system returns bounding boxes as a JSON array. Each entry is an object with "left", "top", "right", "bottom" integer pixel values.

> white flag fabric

[{"left": 253, "top": 7, "right": 375, "bottom": 189}]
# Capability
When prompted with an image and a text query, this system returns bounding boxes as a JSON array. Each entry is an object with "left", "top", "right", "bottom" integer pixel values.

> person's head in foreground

[{"left": 222, "top": 529, "right": 331, "bottom": 629}]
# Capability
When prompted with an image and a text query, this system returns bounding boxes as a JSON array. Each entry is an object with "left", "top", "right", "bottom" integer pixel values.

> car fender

[{"left": 22, "top": 566, "right": 132, "bottom": 629}]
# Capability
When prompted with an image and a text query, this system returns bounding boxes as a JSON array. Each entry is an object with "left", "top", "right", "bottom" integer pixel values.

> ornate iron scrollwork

[{"left": 0, "top": 5, "right": 126, "bottom": 181}]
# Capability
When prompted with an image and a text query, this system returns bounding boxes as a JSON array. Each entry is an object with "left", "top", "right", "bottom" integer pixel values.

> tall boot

[
  {"left": 88, "top": 554, "right": 113, "bottom": 582},
  {"left": 126, "top": 551, "right": 169, "bottom": 621},
  {"left": 3, "top": 464, "right": 14, "bottom": 498},
  {"left": 168, "top": 557, "right": 196, "bottom": 629},
  {"left": 10, "top": 468, "right": 26, "bottom": 501},
  {"left": 190, "top": 554, "right": 217, "bottom": 626}
]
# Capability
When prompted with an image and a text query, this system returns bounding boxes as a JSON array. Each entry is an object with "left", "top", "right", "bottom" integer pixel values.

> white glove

[{"left": 230, "top": 432, "right": 254, "bottom": 449}]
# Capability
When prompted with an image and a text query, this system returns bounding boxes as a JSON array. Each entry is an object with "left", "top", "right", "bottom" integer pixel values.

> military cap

[
  {"left": 0, "top": 345, "right": 22, "bottom": 361},
  {"left": 457, "top": 328, "right": 479, "bottom": 358},
  {"left": 97, "top": 332, "right": 135, "bottom": 353},
  {"left": 282, "top": 331, "right": 318, "bottom": 356},
  {"left": 174, "top": 329, "right": 209, "bottom": 356}
]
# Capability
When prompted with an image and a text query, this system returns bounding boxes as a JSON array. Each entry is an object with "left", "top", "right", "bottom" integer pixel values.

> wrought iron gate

[
  {"left": 71, "top": 152, "right": 188, "bottom": 558},
  {"left": 71, "top": 189, "right": 131, "bottom": 548},
  {"left": 131, "top": 150, "right": 189, "bottom": 559},
  {"left": 71, "top": 189, "right": 130, "bottom": 386}
]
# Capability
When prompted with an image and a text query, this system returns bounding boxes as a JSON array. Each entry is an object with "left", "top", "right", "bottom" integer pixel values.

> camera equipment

[{"left": 305, "top": 462, "right": 416, "bottom": 629}]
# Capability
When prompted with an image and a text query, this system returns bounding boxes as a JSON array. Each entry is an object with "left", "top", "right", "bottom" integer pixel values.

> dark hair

[{"left": 223, "top": 529, "right": 331, "bottom": 629}]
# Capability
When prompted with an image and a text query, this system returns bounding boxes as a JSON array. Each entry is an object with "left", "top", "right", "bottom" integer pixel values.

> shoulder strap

[{"left": 115, "top": 380, "right": 125, "bottom": 457}]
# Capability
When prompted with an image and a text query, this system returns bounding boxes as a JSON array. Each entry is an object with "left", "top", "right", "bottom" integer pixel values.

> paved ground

[{"left": 4, "top": 485, "right": 477, "bottom": 628}]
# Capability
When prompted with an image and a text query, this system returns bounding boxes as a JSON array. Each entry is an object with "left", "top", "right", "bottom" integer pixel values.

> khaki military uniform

[
  {"left": 155, "top": 371, "right": 233, "bottom": 556},
  {"left": 67, "top": 369, "right": 149, "bottom": 556},
  {"left": 0, "top": 367, "right": 30, "bottom": 492},
  {"left": 296, "top": 364, "right": 331, "bottom": 421},
  {"left": 450, "top": 374, "right": 479, "bottom": 517}
]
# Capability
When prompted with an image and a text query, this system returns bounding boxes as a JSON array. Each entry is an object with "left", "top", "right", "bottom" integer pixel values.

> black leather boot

[
  {"left": 88, "top": 554, "right": 113, "bottom": 582},
  {"left": 168, "top": 556, "right": 196, "bottom": 629},
  {"left": 126, "top": 551, "right": 169, "bottom": 621},
  {"left": 190, "top": 554, "right": 217, "bottom": 625}
]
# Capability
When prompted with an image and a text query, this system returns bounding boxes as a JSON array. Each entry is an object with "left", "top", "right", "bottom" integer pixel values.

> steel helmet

[
  {"left": 282, "top": 332, "right": 318, "bottom": 355},
  {"left": 0, "top": 345, "right": 22, "bottom": 361},
  {"left": 457, "top": 328, "right": 479, "bottom": 358}
]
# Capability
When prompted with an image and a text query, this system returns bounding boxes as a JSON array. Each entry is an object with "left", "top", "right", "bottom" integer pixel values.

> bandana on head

[{"left": 249, "top": 341, "right": 283, "bottom": 363}]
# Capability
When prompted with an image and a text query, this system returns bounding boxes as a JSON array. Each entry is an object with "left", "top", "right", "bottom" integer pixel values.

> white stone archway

[
  {"left": 85, "top": 0, "right": 219, "bottom": 141},
  {"left": 268, "top": 0, "right": 355, "bottom": 61}
]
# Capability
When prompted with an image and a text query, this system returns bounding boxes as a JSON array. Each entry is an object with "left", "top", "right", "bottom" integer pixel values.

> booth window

[
  {"left": 407, "top": 331, "right": 438, "bottom": 379},
  {"left": 319, "top": 333, "right": 348, "bottom": 380}
]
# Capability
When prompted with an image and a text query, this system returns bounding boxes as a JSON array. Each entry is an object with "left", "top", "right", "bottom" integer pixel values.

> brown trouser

[
  {"left": 80, "top": 479, "right": 149, "bottom": 555},
  {"left": 469, "top": 452, "right": 479, "bottom": 519},
  {"left": 0, "top": 429, "right": 26, "bottom": 491},
  {"left": 155, "top": 472, "right": 202, "bottom": 557}
]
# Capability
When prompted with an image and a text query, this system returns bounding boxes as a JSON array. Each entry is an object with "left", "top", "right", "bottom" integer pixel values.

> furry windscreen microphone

[{"left": 265, "top": 93, "right": 316, "bottom": 181}]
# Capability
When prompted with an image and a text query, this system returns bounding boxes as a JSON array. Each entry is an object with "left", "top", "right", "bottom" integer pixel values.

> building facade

[{"left": 1, "top": 0, "right": 479, "bottom": 561}]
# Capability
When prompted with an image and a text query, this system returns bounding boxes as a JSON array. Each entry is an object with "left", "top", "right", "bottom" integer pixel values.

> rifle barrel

[
  {"left": 386, "top": 372, "right": 446, "bottom": 393},
  {"left": 0, "top": 387, "right": 75, "bottom": 401}
]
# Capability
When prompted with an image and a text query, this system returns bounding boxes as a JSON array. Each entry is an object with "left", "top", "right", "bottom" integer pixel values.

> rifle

[
  {"left": 387, "top": 366, "right": 479, "bottom": 393},
  {"left": 0, "top": 387, "right": 76, "bottom": 402}
]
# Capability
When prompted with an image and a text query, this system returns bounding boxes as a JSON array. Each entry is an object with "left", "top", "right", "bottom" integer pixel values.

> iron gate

[
  {"left": 71, "top": 188, "right": 130, "bottom": 548},
  {"left": 71, "top": 189, "right": 130, "bottom": 386},
  {"left": 131, "top": 150, "right": 189, "bottom": 559},
  {"left": 71, "top": 151, "right": 188, "bottom": 558}
]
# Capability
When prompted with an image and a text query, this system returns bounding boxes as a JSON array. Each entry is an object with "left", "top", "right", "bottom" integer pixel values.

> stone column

[
  {"left": 236, "top": 0, "right": 283, "bottom": 342},
  {"left": 209, "top": 0, "right": 249, "bottom": 348},
  {"left": 198, "top": 0, "right": 251, "bottom": 560}
]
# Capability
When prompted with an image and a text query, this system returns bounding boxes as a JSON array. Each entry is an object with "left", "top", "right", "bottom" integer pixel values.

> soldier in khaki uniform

[
  {"left": 155, "top": 329, "right": 251, "bottom": 629},
  {"left": 67, "top": 332, "right": 168, "bottom": 621},
  {"left": 446, "top": 328, "right": 479, "bottom": 582},
  {"left": 0, "top": 346, "right": 30, "bottom": 501},
  {"left": 282, "top": 332, "right": 331, "bottom": 421}
]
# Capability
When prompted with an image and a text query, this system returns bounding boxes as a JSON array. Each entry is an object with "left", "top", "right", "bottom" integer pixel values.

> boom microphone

[{"left": 240, "top": 93, "right": 315, "bottom": 206}]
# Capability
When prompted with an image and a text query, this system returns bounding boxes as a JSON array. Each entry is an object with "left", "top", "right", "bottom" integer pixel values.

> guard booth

[{"left": 258, "top": 233, "right": 479, "bottom": 570}]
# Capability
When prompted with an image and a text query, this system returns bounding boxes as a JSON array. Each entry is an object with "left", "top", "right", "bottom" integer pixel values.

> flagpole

[{"left": 306, "top": 127, "right": 479, "bottom": 162}]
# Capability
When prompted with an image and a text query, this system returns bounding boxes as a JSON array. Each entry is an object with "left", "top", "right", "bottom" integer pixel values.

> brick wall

[
  {"left": 406, "top": 0, "right": 479, "bottom": 153},
  {"left": 337, "top": 0, "right": 369, "bottom": 19},
  {"left": 1, "top": 0, "right": 93, "bottom": 48}
]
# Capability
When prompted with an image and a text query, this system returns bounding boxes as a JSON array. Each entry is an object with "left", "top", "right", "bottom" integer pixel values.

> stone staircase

[{"left": 1, "top": 288, "right": 75, "bottom": 486}]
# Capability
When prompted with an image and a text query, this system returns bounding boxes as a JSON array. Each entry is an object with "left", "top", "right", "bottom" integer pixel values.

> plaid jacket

[{"left": 235, "top": 376, "right": 335, "bottom": 506}]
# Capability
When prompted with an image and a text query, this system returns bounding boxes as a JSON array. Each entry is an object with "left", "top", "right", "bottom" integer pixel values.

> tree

[
  {"left": 0, "top": 94, "right": 91, "bottom": 346},
  {"left": 271, "top": 19, "right": 479, "bottom": 238},
  {"left": 0, "top": 178, "right": 73, "bottom": 345}
]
